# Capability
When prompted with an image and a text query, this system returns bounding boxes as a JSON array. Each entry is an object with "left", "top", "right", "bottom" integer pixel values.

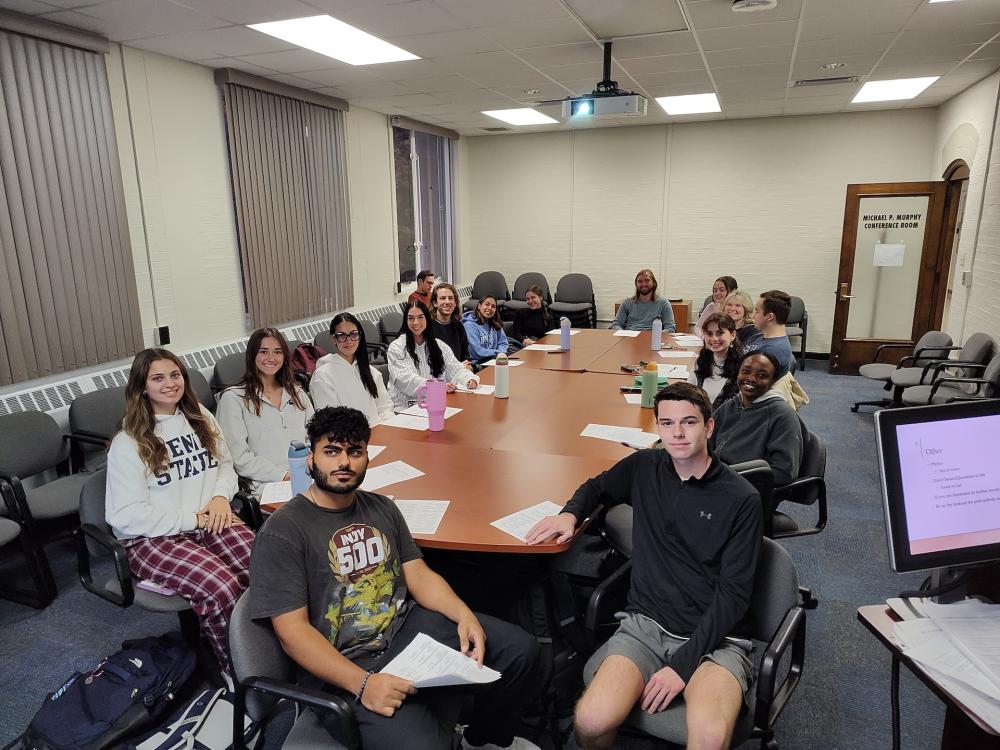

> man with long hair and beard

[{"left": 248, "top": 407, "right": 542, "bottom": 749}]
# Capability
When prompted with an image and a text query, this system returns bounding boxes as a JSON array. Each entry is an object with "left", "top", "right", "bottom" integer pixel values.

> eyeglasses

[{"left": 334, "top": 331, "right": 361, "bottom": 342}]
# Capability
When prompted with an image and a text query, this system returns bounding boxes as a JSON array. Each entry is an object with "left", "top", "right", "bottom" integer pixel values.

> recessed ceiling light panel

[
  {"left": 482, "top": 108, "right": 559, "bottom": 126},
  {"left": 655, "top": 93, "right": 721, "bottom": 115},
  {"left": 248, "top": 15, "right": 419, "bottom": 66},
  {"left": 851, "top": 76, "right": 939, "bottom": 103}
]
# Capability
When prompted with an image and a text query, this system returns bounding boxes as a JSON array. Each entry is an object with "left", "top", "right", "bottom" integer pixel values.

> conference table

[{"left": 263, "top": 329, "right": 701, "bottom": 555}]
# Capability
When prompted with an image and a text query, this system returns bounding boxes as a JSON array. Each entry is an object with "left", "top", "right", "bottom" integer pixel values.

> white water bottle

[
  {"left": 494, "top": 352, "right": 510, "bottom": 398},
  {"left": 652, "top": 318, "right": 662, "bottom": 351},
  {"left": 560, "top": 317, "right": 571, "bottom": 350}
]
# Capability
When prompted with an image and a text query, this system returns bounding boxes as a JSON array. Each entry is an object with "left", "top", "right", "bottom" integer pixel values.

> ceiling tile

[
  {"left": 795, "top": 34, "right": 898, "bottom": 60},
  {"left": 785, "top": 83, "right": 859, "bottom": 99},
  {"left": 125, "top": 25, "right": 297, "bottom": 61},
  {"left": 0, "top": 0, "right": 58, "bottom": 14},
  {"left": 714, "top": 76, "right": 788, "bottom": 94},
  {"left": 485, "top": 17, "right": 593, "bottom": 50},
  {"left": 908, "top": 0, "right": 1000, "bottom": 30},
  {"left": 868, "top": 63, "right": 957, "bottom": 81},
  {"left": 399, "top": 75, "right": 484, "bottom": 93},
  {"left": 79, "top": 0, "right": 230, "bottom": 41},
  {"left": 205, "top": 56, "right": 279, "bottom": 76},
  {"left": 264, "top": 72, "right": 326, "bottom": 89},
  {"left": 32, "top": 0, "right": 99, "bottom": 7},
  {"left": 635, "top": 69, "right": 713, "bottom": 90},
  {"left": 648, "top": 81, "right": 719, "bottom": 98},
  {"left": 489, "top": 81, "right": 574, "bottom": 103},
  {"left": 697, "top": 20, "right": 798, "bottom": 52},
  {"left": 353, "top": 92, "right": 443, "bottom": 108},
  {"left": 363, "top": 58, "right": 452, "bottom": 79},
  {"left": 335, "top": 0, "right": 466, "bottom": 38},
  {"left": 386, "top": 28, "right": 501, "bottom": 58},
  {"left": 412, "top": 87, "right": 509, "bottom": 106},
  {"left": 800, "top": 7, "right": 913, "bottom": 43},
  {"left": 711, "top": 62, "right": 789, "bottom": 83},
  {"left": 706, "top": 44, "right": 793, "bottom": 68},
  {"left": 613, "top": 31, "right": 698, "bottom": 59},
  {"left": 125, "top": 34, "right": 224, "bottom": 62},
  {"left": 620, "top": 53, "right": 707, "bottom": 76},
  {"left": 236, "top": 48, "right": 347, "bottom": 73},
  {"left": 174, "top": 0, "right": 319, "bottom": 25},
  {"left": 685, "top": 0, "right": 802, "bottom": 30},
  {"left": 430, "top": 0, "right": 567, "bottom": 28},
  {"left": 562, "top": 0, "right": 687, "bottom": 39},
  {"left": 292, "top": 67, "right": 382, "bottom": 87},
  {"left": 436, "top": 50, "right": 545, "bottom": 86},
  {"left": 35, "top": 9, "right": 106, "bottom": 34},
  {"left": 539, "top": 60, "right": 628, "bottom": 83},
  {"left": 881, "top": 43, "right": 987, "bottom": 67},
  {"left": 971, "top": 41, "right": 1000, "bottom": 61},
  {"left": 792, "top": 54, "right": 880, "bottom": 81},
  {"left": 892, "top": 25, "right": 1000, "bottom": 53},
  {"left": 515, "top": 42, "right": 603, "bottom": 68},
  {"left": 317, "top": 79, "right": 412, "bottom": 98}
]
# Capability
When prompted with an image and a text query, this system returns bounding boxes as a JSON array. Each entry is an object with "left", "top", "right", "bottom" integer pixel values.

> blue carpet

[{"left": 0, "top": 363, "right": 947, "bottom": 748}]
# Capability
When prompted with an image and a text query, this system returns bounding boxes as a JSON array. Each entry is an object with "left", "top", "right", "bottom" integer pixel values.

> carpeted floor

[{"left": 0, "top": 362, "right": 947, "bottom": 748}]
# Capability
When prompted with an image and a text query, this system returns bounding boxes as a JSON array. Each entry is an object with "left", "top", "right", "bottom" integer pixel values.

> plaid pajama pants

[{"left": 122, "top": 524, "right": 255, "bottom": 672}]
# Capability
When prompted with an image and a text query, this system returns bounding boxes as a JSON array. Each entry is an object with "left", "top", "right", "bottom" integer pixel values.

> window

[{"left": 392, "top": 124, "right": 457, "bottom": 288}]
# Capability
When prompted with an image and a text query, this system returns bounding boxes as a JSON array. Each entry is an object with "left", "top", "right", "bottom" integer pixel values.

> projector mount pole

[{"left": 596, "top": 40, "right": 617, "bottom": 94}]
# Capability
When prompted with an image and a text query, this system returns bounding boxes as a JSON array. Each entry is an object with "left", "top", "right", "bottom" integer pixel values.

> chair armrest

[
  {"left": 930, "top": 377, "right": 990, "bottom": 402},
  {"left": 584, "top": 561, "right": 632, "bottom": 651},
  {"left": 76, "top": 523, "right": 135, "bottom": 607},
  {"left": 234, "top": 676, "right": 360, "bottom": 750},
  {"left": 871, "top": 343, "right": 912, "bottom": 364},
  {"left": 231, "top": 491, "right": 263, "bottom": 530},
  {"left": 928, "top": 360, "right": 987, "bottom": 379},
  {"left": 755, "top": 605, "right": 806, "bottom": 731},
  {"left": 65, "top": 432, "right": 110, "bottom": 472},
  {"left": 0, "top": 472, "right": 33, "bottom": 525},
  {"left": 773, "top": 478, "right": 826, "bottom": 538},
  {"left": 773, "top": 476, "right": 824, "bottom": 506}
]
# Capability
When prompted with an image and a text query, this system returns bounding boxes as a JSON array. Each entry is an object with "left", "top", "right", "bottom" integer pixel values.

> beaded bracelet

[{"left": 355, "top": 670, "right": 374, "bottom": 704}]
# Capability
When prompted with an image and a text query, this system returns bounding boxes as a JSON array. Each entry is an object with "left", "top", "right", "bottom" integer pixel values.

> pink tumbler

[{"left": 416, "top": 379, "right": 447, "bottom": 431}]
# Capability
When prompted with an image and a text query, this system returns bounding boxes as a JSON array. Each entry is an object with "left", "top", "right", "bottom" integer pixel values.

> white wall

[
  {"left": 462, "top": 109, "right": 940, "bottom": 352},
  {"left": 934, "top": 72, "right": 1000, "bottom": 344}
]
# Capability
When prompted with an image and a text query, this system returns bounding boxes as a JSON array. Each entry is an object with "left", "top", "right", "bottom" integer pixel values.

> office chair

[
  {"left": 502, "top": 272, "right": 551, "bottom": 319},
  {"left": 785, "top": 297, "right": 809, "bottom": 371},
  {"left": 0, "top": 479, "right": 56, "bottom": 608},
  {"left": 462, "top": 270, "right": 511, "bottom": 312},
  {"left": 379, "top": 311, "right": 404, "bottom": 346},
  {"left": 888, "top": 332, "right": 995, "bottom": 406},
  {"left": 210, "top": 351, "right": 246, "bottom": 394},
  {"left": 901, "top": 354, "right": 1000, "bottom": 406},
  {"left": 851, "top": 331, "right": 953, "bottom": 412},
  {"left": 68, "top": 386, "right": 126, "bottom": 470},
  {"left": 549, "top": 273, "right": 597, "bottom": 329}
]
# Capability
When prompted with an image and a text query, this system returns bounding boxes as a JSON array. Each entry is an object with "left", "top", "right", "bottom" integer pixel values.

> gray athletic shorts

[{"left": 584, "top": 612, "right": 755, "bottom": 710}]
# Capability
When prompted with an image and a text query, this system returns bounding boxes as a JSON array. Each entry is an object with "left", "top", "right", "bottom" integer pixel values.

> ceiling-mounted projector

[{"left": 536, "top": 40, "right": 647, "bottom": 120}]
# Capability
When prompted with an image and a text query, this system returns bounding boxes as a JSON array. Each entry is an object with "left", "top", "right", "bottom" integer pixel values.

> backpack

[
  {"left": 12, "top": 632, "right": 196, "bottom": 750},
  {"left": 290, "top": 343, "right": 326, "bottom": 382},
  {"left": 130, "top": 689, "right": 260, "bottom": 750}
]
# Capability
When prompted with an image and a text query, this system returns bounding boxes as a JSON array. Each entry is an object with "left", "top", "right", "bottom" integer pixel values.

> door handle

[{"left": 839, "top": 283, "right": 854, "bottom": 302}]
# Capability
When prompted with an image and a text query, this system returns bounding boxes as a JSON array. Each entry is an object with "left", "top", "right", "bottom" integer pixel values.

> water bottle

[
  {"left": 651, "top": 318, "right": 662, "bottom": 351},
  {"left": 560, "top": 316, "right": 571, "bottom": 351},
  {"left": 495, "top": 352, "right": 510, "bottom": 399},
  {"left": 640, "top": 363, "right": 658, "bottom": 409},
  {"left": 288, "top": 441, "right": 310, "bottom": 497}
]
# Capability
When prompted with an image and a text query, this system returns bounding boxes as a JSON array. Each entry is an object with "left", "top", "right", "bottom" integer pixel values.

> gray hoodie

[{"left": 710, "top": 390, "right": 804, "bottom": 486}]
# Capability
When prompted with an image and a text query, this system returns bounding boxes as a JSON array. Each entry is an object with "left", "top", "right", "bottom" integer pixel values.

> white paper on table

[
  {"left": 580, "top": 423, "right": 660, "bottom": 448},
  {"left": 490, "top": 500, "right": 566, "bottom": 542},
  {"left": 672, "top": 334, "right": 704, "bottom": 346},
  {"left": 622, "top": 393, "right": 643, "bottom": 405},
  {"left": 874, "top": 242, "right": 905, "bottom": 267},
  {"left": 657, "top": 364, "right": 690, "bottom": 379},
  {"left": 893, "top": 617, "right": 940, "bottom": 649},
  {"left": 523, "top": 343, "right": 563, "bottom": 351},
  {"left": 905, "top": 630, "right": 1000, "bottom": 698},
  {"left": 659, "top": 350, "right": 697, "bottom": 358},
  {"left": 923, "top": 600, "right": 1000, "bottom": 693},
  {"left": 919, "top": 662, "right": 1000, "bottom": 732},
  {"left": 401, "top": 405, "right": 462, "bottom": 419},
  {"left": 382, "top": 413, "right": 432, "bottom": 431},
  {"left": 394, "top": 500, "right": 449, "bottom": 535},
  {"left": 367, "top": 445, "right": 387, "bottom": 460},
  {"left": 546, "top": 329, "right": 580, "bottom": 336},
  {"left": 613, "top": 330, "right": 641, "bottom": 338},
  {"left": 480, "top": 359, "right": 526, "bottom": 367},
  {"left": 360, "top": 460, "right": 424, "bottom": 492},
  {"left": 455, "top": 382, "right": 495, "bottom": 395},
  {"left": 380, "top": 633, "right": 501, "bottom": 687},
  {"left": 260, "top": 481, "right": 292, "bottom": 505}
]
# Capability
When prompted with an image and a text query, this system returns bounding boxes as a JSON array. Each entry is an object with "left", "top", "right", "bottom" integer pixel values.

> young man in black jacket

[{"left": 526, "top": 382, "right": 762, "bottom": 750}]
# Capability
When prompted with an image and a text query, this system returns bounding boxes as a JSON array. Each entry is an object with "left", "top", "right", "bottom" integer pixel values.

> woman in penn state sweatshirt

[
  {"left": 106, "top": 348, "right": 254, "bottom": 675},
  {"left": 710, "top": 349, "right": 804, "bottom": 486}
]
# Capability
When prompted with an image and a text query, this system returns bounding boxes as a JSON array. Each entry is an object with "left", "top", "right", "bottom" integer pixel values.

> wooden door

[{"left": 829, "top": 182, "right": 951, "bottom": 375}]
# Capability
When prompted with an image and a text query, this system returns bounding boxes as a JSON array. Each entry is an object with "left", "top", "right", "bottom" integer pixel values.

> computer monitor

[{"left": 875, "top": 399, "right": 1000, "bottom": 574}]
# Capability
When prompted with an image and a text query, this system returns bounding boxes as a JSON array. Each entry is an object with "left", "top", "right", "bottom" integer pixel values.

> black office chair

[
  {"left": 0, "top": 479, "right": 56, "bottom": 608},
  {"left": 462, "top": 270, "right": 511, "bottom": 312},
  {"left": 851, "top": 331, "right": 953, "bottom": 412},
  {"left": 210, "top": 352, "right": 245, "bottom": 394},
  {"left": 583, "top": 537, "right": 805, "bottom": 750},
  {"left": 229, "top": 594, "right": 360, "bottom": 750},
  {"left": 314, "top": 330, "right": 336, "bottom": 355},
  {"left": 359, "top": 320, "right": 388, "bottom": 366},
  {"left": 68, "top": 386, "right": 126, "bottom": 470},
  {"left": 785, "top": 296, "right": 808, "bottom": 371},
  {"left": 189, "top": 369, "right": 217, "bottom": 413},
  {"left": 502, "top": 272, "right": 551, "bottom": 319},
  {"left": 888, "top": 332, "right": 995, "bottom": 406},
  {"left": 901, "top": 354, "right": 1000, "bottom": 406},
  {"left": 379, "top": 311, "right": 404, "bottom": 346},
  {"left": 549, "top": 273, "right": 597, "bottom": 329}
]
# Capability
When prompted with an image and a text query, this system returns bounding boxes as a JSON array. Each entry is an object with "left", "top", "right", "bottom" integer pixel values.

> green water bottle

[{"left": 640, "top": 362, "right": 658, "bottom": 409}]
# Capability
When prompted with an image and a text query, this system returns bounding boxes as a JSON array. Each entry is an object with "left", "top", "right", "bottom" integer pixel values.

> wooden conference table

[{"left": 263, "top": 329, "right": 700, "bottom": 554}]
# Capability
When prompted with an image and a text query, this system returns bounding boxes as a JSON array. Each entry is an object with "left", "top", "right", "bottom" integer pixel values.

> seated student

[
  {"left": 722, "top": 290, "right": 757, "bottom": 346},
  {"left": 429, "top": 282, "right": 472, "bottom": 366},
  {"left": 107, "top": 348, "right": 254, "bottom": 675},
  {"left": 462, "top": 295, "right": 511, "bottom": 364},
  {"left": 525, "top": 383, "right": 761, "bottom": 750},
  {"left": 610, "top": 269, "right": 677, "bottom": 332},
  {"left": 387, "top": 300, "right": 479, "bottom": 411},
  {"left": 311, "top": 312, "right": 394, "bottom": 426},
  {"left": 247, "top": 406, "right": 542, "bottom": 750},
  {"left": 217, "top": 328, "right": 313, "bottom": 494},
  {"left": 511, "top": 285, "right": 551, "bottom": 344},
  {"left": 687, "top": 313, "right": 740, "bottom": 408},
  {"left": 407, "top": 269, "right": 435, "bottom": 307},
  {"left": 694, "top": 275, "right": 738, "bottom": 337},
  {"left": 741, "top": 290, "right": 794, "bottom": 380},
  {"left": 710, "top": 350, "right": 804, "bottom": 486}
]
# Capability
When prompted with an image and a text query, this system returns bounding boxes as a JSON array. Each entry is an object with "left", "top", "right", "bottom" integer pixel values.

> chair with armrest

[
  {"left": 0, "top": 479, "right": 56, "bottom": 608},
  {"left": 851, "top": 331, "right": 953, "bottom": 412},
  {"left": 502, "top": 272, "right": 551, "bottom": 319},
  {"left": 68, "top": 386, "right": 126, "bottom": 471},
  {"left": 901, "top": 354, "right": 1000, "bottom": 406},
  {"left": 379, "top": 311, "right": 404, "bottom": 346},
  {"left": 229, "top": 593, "right": 360, "bottom": 750},
  {"left": 360, "top": 320, "right": 388, "bottom": 366},
  {"left": 211, "top": 352, "right": 246, "bottom": 395},
  {"left": 314, "top": 330, "right": 335, "bottom": 355},
  {"left": 548, "top": 273, "right": 597, "bottom": 329},
  {"left": 785, "top": 296, "right": 809, "bottom": 371},
  {"left": 701, "top": 294, "right": 715, "bottom": 315},
  {"left": 462, "top": 270, "right": 511, "bottom": 312},
  {"left": 888, "top": 332, "right": 995, "bottom": 406},
  {"left": 583, "top": 537, "right": 806, "bottom": 750},
  {"left": 189, "top": 369, "right": 217, "bottom": 413},
  {"left": 771, "top": 429, "right": 827, "bottom": 542}
]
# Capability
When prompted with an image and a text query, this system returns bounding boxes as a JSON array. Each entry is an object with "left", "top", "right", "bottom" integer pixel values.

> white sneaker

[{"left": 461, "top": 737, "right": 541, "bottom": 750}]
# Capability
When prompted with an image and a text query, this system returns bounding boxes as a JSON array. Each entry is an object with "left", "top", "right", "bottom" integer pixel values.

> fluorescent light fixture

[
  {"left": 851, "top": 76, "right": 939, "bottom": 103},
  {"left": 655, "top": 93, "right": 721, "bottom": 115},
  {"left": 482, "top": 108, "right": 558, "bottom": 126},
  {"left": 248, "top": 15, "right": 418, "bottom": 66},
  {"left": 928, "top": 1, "right": 961, "bottom": 4}
]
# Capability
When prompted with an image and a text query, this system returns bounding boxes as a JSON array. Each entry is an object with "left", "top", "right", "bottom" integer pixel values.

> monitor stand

[{"left": 930, "top": 567, "right": 967, "bottom": 604}]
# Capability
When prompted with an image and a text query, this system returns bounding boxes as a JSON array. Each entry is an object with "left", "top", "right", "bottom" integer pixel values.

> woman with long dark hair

[
  {"left": 217, "top": 327, "right": 313, "bottom": 493},
  {"left": 462, "top": 295, "right": 510, "bottom": 364},
  {"left": 687, "top": 312, "right": 740, "bottom": 408},
  {"left": 106, "top": 348, "right": 253, "bottom": 674},
  {"left": 387, "top": 299, "right": 478, "bottom": 410},
  {"left": 511, "top": 285, "right": 551, "bottom": 344},
  {"left": 694, "top": 275, "right": 738, "bottom": 336},
  {"left": 311, "top": 312, "right": 394, "bottom": 425}
]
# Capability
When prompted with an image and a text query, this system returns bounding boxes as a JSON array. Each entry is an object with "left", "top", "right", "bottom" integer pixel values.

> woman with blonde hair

[
  {"left": 217, "top": 327, "right": 313, "bottom": 493},
  {"left": 722, "top": 290, "right": 757, "bottom": 345},
  {"left": 106, "top": 348, "right": 253, "bottom": 674}
]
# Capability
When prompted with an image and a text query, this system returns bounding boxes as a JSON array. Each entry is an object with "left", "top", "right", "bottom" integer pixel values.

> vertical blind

[
  {"left": 221, "top": 82, "right": 353, "bottom": 327},
  {"left": 0, "top": 30, "right": 142, "bottom": 386}
]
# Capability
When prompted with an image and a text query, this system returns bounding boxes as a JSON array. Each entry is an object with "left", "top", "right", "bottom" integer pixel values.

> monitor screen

[{"left": 875, "top": 399, "right": 1000, "bottom": 573}]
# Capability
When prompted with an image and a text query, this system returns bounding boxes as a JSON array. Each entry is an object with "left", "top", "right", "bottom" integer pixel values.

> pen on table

[{"left": 546, "top": 350, "right": 569, "bottom": 354}]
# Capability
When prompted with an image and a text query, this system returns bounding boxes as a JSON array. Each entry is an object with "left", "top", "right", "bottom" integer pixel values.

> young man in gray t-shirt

[{"left": 249, "top": 406, "right": 541, "bottom": 749}]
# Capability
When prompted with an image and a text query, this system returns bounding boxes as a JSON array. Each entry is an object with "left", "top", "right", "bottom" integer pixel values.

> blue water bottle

[
  {"left": 288, "top": 441, "right": 310, "bottom": 497},
  {"left": 560, "top": 316, "right": 571, "bottom": 351}
]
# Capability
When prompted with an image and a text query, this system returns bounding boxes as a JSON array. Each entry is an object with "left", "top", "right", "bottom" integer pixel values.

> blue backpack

[{"left": 12, "top": 632, "right": 197, "bottom": 750}]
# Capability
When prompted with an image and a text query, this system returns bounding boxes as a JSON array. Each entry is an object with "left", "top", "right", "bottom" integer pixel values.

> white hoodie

[
  {"left": 310, "top": 352, "right": 394, "bottom": 426},
  {"left": 106, "top": 406, "right": 238, "bottom": 539}
]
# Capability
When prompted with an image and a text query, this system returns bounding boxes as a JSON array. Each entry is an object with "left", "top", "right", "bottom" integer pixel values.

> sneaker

[{"left": 461, "top": 738, "right": 541, "bottom": 750}]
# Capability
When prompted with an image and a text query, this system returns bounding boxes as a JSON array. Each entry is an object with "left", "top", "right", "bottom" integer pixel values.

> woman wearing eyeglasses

[{"left": 310, "top": 312, "right": 394, "bottom": 425}]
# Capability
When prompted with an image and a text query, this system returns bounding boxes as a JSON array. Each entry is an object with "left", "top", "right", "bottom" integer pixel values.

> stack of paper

[
  {"left": 380, "top": 633, "right": 501, "bottom": 687},
  {"left": 613, "top": 330, "right": 641, "bottom": 338},
  {"left": 672, "top": 333, "right": 703, "bottom": 346},
  {"left": 522, "top": 343, "right": 562, "bottom": 351},
  {"left": 360, "top": 461, "right": 424, "bottom": 492},
  {"left": 491, "top": 500, "right": 565, "bottom": 542},
  {"left": 580, "top": 423, "right": 659, "bottom": 449},
  {"left": 260, "top": 481, "right": 292, "bottom": 505},
  {"left": 657, "top": 364, "right": 690, "bottom": 379},
  {"left": 394, "top": 500, "right": 449, "bottom": 534}
]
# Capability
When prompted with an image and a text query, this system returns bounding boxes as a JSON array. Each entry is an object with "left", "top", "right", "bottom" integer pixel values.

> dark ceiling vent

[
  {"left": 793, "top": 76, "right": 861, "bottom": 87},
  {"left": 482, "top": 126, "right": 512, "bottom": 132}
]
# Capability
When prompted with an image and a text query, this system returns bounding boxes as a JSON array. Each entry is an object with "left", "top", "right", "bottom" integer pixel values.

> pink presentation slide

[{"left": 897, "top": 415, "right": 1000, "bottom": 555}]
